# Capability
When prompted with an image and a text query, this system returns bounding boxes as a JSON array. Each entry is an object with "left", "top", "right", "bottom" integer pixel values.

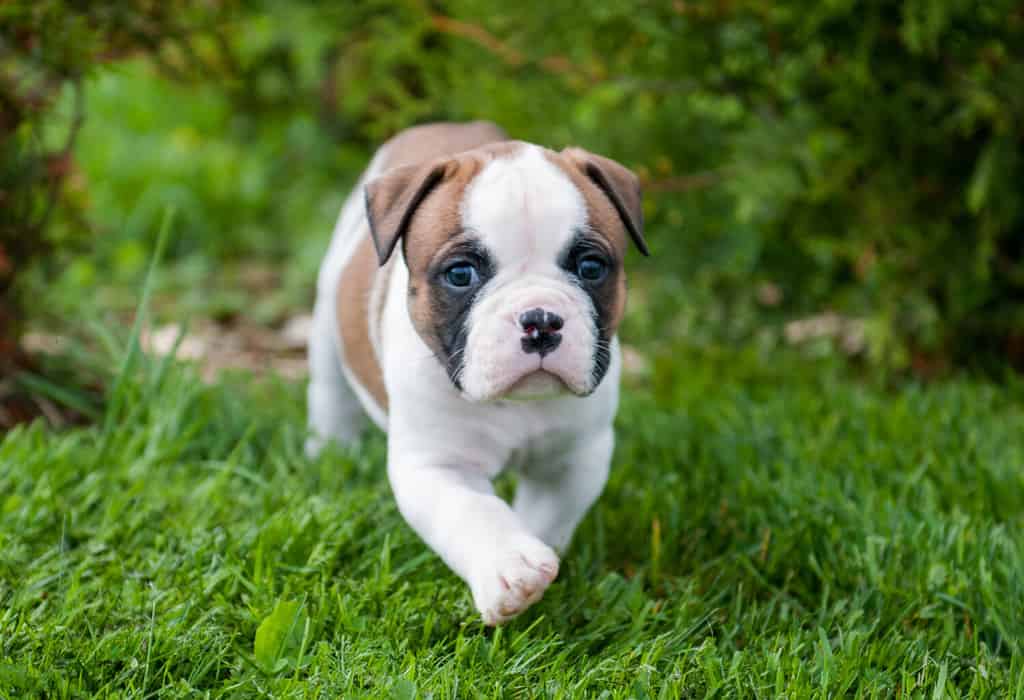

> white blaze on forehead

[{"left": 460, "top": 145, "right": 586, "bottom": 269}]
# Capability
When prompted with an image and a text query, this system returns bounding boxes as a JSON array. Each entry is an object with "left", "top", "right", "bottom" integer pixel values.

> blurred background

[{"left": 2, "top": 0, "right": 1023, "bottom": 425}]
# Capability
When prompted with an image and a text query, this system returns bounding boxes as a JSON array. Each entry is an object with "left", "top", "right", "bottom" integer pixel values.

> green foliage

[
  {"left": 46, "top": 59, "right": 353, "bottom": 322},
  {"left": 720, "top": 1, "right": 1024, "bottom": 371},
  {"left": 2, "top": 339, "right": 1022, "bottom": 695},
  {"left": 0, "top": 0, "right": 238, "bottom": 347}
]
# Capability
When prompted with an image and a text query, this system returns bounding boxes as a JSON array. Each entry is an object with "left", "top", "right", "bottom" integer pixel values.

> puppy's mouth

[
  {"left": 502, "top": 369, "right": 570, "bottom": 400},
  {"left": 468, "top": 357, "right": 595, "bottom": 402}
]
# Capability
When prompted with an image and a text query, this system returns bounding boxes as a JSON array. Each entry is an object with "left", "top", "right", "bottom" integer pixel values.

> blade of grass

[
  {"left": 13, "top": 370, "right": 101, "bottom": 420},
  {"left": 93, "top": 206, "right": 174, "bottom": 465}
]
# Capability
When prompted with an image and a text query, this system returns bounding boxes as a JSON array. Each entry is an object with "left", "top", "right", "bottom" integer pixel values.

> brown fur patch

[{"left": 337, "top": 232, "right": 389, "bottom": 410}]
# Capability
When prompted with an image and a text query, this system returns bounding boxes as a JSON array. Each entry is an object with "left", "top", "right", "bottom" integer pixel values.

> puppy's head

[{"left": 365, "top": 142, "right": 647, "bottom": 401}]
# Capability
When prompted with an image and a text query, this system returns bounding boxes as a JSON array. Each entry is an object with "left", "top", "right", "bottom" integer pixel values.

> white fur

[{"left": 308, "top": 141, "right": 621, "bottom": 625}]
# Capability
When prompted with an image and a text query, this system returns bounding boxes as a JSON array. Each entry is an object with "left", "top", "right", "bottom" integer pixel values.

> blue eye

[
  {"left": 444, "top": 263, "right": 478, "bottom": 288},
  {"left": 577, "top": 256, "right": 608, "bottom": 282}
]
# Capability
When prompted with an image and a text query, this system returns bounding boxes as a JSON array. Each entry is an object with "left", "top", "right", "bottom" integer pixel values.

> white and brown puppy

[{"left": 307, "top": 121, "right": 647, "bottom": 625}]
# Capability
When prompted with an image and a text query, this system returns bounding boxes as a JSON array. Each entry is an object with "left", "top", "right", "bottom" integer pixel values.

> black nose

[{"left": 519, "top": 308, "right": 563, "bottom": 357}]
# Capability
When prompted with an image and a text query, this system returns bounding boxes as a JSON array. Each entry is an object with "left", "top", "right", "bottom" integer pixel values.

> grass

[{"left": 2, "top": 331, "right": 1023, "bottom": 697}]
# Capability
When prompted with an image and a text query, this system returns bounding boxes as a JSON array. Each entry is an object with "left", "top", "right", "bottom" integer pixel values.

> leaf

[
  {"left": 391, "top": 678, "right": 417, "bottom": 700},
  {"left": 967, "top": 141, "right": 998, "bottom": 214},
  {"left": 254, "top": 599, "right": 307, "bottom": 673}
]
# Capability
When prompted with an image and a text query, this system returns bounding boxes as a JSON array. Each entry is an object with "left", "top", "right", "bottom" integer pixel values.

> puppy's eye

[
  {"left": 444, "top": 262, "right": 479, "bottom": 288},
  {"left": 577, "top": 256, "right": 608, "bottom": 282}
]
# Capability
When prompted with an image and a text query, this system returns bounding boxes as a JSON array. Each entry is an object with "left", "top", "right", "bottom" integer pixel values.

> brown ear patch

[
  {"left": 558, "top": 147, "right": 648, "bottom": 256},
  {"left": 364, "top": 161, "right": 450, "bottom": 265}
]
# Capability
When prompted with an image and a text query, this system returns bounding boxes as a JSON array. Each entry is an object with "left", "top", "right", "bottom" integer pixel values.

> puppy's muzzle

[{"left": 519, "top": 308, "right": 563, "bottom": 357}]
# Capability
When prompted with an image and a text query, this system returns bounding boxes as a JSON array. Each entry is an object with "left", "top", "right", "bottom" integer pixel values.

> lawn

[{"left": 2, "top": 334, "right": 1022, "bottom": 696}]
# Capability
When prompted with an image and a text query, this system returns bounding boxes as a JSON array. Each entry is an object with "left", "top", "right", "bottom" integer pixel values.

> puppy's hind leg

[{"left": 306, "top": 293, "right": 367, "bottom": 457}]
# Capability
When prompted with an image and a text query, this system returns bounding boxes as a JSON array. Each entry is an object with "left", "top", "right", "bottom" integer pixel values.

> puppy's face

[{"left": 366, "top": 142, "right": 647, "bottom": 401}]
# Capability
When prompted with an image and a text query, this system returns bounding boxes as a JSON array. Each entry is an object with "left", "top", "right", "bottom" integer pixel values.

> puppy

[{"left": 307, "top": 121, "right": 647, "bottom": 625}]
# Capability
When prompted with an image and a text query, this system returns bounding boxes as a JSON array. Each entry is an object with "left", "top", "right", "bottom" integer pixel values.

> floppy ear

[
  {"left": 562, "top": 147, "right": 648, "bottom": 256},
  {"left": 364, "top": 160, "right": 450, "bottom": 265}
]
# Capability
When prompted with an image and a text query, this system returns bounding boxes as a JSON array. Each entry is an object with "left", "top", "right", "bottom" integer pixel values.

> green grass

[{"left": 2, "top": 337, "right": 1023, "bottom": 697}]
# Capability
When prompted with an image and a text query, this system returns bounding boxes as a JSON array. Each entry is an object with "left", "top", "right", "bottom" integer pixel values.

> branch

[
  {"left": 429, "top": 15, "right": 525, "bottom": 66},
  {"left": 428, "top": 15, "right": 592, "bottom": 80},
  {"left": 33, "top": 78, "right": 86, "bottom": 237}
]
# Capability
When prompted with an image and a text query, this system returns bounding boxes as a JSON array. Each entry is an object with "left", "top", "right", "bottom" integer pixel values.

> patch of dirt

[
  {"left": 22, "top": 315, "right": 312, "bottom": 386},
  {"left": 136, "top": 315, "right": 312, "bottom": 382},
  {"left": 784, "top": 312, "right": 866, "bottom": 355}
]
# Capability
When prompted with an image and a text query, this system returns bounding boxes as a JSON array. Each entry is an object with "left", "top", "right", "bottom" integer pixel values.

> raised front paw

[{"left": 470, "top": 534, "right": 560, "bottom": 626}]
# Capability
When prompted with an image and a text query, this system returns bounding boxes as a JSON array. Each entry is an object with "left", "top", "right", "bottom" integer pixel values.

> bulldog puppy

[{"left": 307, "top": 121, "right": 647, "bottom": 625}]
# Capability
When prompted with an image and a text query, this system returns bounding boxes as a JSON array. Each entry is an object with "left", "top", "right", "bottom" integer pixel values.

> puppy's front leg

[
  {"left": 513, "top": 427, "right": 614, "bottom": 553},
  {"left": 388, "top": 450, "right": 560, "bottom": 625}
]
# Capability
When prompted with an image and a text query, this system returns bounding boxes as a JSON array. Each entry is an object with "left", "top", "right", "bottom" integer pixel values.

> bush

[{"left": 719, "top": 2, "right": 1024, "bottom": 372}]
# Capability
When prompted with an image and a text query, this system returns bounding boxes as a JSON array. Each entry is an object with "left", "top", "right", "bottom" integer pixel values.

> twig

[
  {"left": 429, "top": 14, "right": 597, "bottom": 81},
  {"left": 32, "top": 394, "right": 65, "bottom": 428},
  {"left": 429, "top": 15, "right": 525, "bottom": 66},
  {"left": 32, "top": 77, "right": 86, "bottom": 237}
]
